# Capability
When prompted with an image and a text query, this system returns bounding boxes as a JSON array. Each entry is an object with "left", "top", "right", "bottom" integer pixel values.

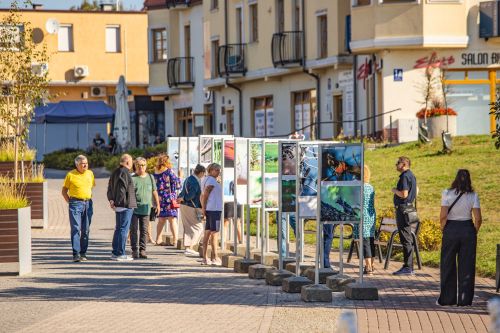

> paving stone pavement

[{"left": 0, "top": 177, "right": 497, "bottom": 333}]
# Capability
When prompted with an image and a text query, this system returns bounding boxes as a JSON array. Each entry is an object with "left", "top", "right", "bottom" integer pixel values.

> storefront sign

[
  {"left": 460, "top": 52, "right": 500, "bottom": 65},
  {"left": 414, "top": 52, "right": 455, "bottom": 69}
]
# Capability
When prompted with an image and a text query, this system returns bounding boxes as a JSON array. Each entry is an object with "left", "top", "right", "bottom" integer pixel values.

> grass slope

[{"left": 365, "top": 135, "right": 499, "bottom": 277}]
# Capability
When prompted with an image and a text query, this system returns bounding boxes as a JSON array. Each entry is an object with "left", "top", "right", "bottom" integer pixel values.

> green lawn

[{"left": 247, "top": 135, "right": 499, "bottom": 278}]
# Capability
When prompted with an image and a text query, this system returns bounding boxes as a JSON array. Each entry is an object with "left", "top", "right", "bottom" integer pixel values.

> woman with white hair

[{"left": 201, "top": 163, "right": 223, "bottom": 266}]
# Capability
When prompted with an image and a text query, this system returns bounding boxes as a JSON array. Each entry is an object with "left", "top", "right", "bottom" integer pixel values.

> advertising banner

[
  {"left": 167, "top": 137, "right": 179, "bottom": 174},
  {"left": 298, "top": 143, "right": 319, "bottom": 217},
  {"left": 223, "top": 139, "right": 235, "bottom": 202},
  {"left": 200, "top": 136, "right": 213, "bottom": 166},
  {"left": 264, "top": 141, "right": 279, "bottom": 210},
  {"left": 279, "top": 142, "right": 297, "bottom": 213},
  {"left": 247, "top": 140, "right": 263, "bottom": 206},
  {"left": 235, "top": 138, "right": 248, "bottom": 204},
  {"left": 188, "top": 137, "right": 199, "bottom": 174},
  {"left": 179, "top": 137, "right": 188, "bottom": 179}
]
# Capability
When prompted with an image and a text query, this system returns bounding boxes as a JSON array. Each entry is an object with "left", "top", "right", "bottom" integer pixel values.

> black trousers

[
  {"left": 362, "top": 237, "right": 375, "bottom": 259},
  {"left": 438, "top": 220, "right": 477, "bottom": 306},
  {"left": 396, "top": 206, "right": 414, "bottom": 268},
  {"left": 131, "top": 214, "right": 148, "bottom": 253}
]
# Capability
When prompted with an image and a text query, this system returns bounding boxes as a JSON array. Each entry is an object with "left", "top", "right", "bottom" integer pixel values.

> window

[
  {"left": 252, "top": 96, "right": 274, "bottom": 137},
  {"left": 276, "top": 0, "right": 284, "bottom": 32},
  {"left": 318, "top": 15, "right": 327, "bottom": 58},
  {"left": 105, "top": 26, "right": 121, "bottom": 53},
  {"left": 210, "top": 0, "right": 218, "bottom": 10},
  {"left": 175, "top": 108, "right": 193, "bottom": 136},
  {"left": 354, "top": 0, "right": 370, "bottom": 6},
  {"left": 0, "top": 24, "right": 24, "bottom": 51},
  {"left": 236, "top": 7, "right": 243, "bottom": 43},
  {"left": 58, "top": 25, "right": 73, "bottom": 52},
  {"left": 382, "top": 0, "right": 415, "bottom": 3},
  {"left": 152, "top": 28, "right": 167, "bottom": 62},
  {"left": 211, "top": 39, "right": 219, "bottom": 78},
  {"left": 249, "top": 3, "right": 258, "bottom": 42}
]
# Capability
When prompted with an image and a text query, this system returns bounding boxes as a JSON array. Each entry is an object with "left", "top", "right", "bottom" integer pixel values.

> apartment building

[
  {"left": 146, "top": 0, "right": 353, "bottom": 139},
  {"left": 146, "top": 0, "right": 210, "bottom": 137},
  {"left": 350, "top": 0, "right": 498, "bottom": 140}
]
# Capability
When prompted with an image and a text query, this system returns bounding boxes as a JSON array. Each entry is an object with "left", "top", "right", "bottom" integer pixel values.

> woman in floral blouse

[
  {"left": 153, "top": 154, "right": 181, "bottom": 246},
  {"left": 353, "top": 164, "right": 376, "bottom": 275}
]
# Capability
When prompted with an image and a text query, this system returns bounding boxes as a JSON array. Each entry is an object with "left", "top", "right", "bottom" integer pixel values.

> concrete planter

[
  {"left": 0, "top": 161, "right": 33, "bottom": 178},
  {"left": 17, "top": 182, "right": 48, "bottom": 229},
  {"left": 418, "top": 115, "right": 457, "bottom": 139},
  {"left": 0, "top": 206, "right": 32, "bottom": 276}
]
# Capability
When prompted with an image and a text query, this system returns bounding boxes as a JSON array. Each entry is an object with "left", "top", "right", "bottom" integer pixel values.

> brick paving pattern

[{"left": 0, "top": 176, "right": 496, "bottom": 333}]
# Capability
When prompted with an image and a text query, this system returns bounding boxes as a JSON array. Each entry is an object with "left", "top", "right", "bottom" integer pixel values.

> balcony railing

[
  {"left": 165, "top": 0, "right": 191, "bottom": 9},
  {"left": 218, "top": 44, "right": 247, "bottom": 77},
  {"left": 167, "top": 57, "right": 195, "bottom": 88},
  {"left": 271, "top": 31, "right": 304, "bottom": 68}
]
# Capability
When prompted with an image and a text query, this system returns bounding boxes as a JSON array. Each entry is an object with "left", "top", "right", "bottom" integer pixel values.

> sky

[{"left": 0, "top": 0, "right": 144, "bottom": 10}]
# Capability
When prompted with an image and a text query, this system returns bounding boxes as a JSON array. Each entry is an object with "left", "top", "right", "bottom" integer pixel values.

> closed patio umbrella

[{"left": 113, "top": 75, "right": 131, "bottom": 151}]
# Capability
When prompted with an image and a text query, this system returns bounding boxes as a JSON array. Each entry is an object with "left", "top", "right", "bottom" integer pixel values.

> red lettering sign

[{"left": 414, "top": 52, "right": 455, "bottom": 69}]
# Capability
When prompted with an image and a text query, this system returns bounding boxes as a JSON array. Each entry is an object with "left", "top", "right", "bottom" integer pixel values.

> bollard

[
  {"left": 336, "top": 310, "right": 357, "bottom": 333},
  {"left": 488, "top": 297, "right": 500, "bottom": 333}
]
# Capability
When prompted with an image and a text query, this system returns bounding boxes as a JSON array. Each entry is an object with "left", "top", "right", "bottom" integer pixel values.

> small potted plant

[{"left": 0, "top": 177, "right": 32, "bottom": 276}]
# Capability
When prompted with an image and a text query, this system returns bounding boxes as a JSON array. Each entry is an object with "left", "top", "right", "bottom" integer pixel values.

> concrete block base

[
  {"left": 234, "top": 258, "right": 260, "bottom": 273},
  {"left": 345, "top": 282, "right": 379, "bottom": 300},
  {"left": 248, "top": 264, "right": 275, "bottom": 279},
  {"left": 301, "top": 284, "right": 333, "bottom": 302},
  {"left": 272, "top": 257, "right": 296, "bottom": 269},
  {"left": 326, "top": 274, "right": 356, "bottom": 292},
  {"left": 176, "top": 238, "right": 184, "bottom": 250},
  {"left": 282, "top": 276, "right": 313, "bottom": 293},
  {"left": 305, "top": 267, "right": 339, "bottom": 284},
  {"left": 254, "top": 252, "right": 279, "bottom": 266},
  {"left": 227, "top": 244, "right": 249, "bottom": 256},
  {"left": 285, "top": 262, "right": 314, "bottom": 276},
  {"left": 163, "top": 235, "right": 175, "bottom": 246},
  {"left": 265, "top": 269, "right": 295, "bottom": 286},
  {"left": 222, "top": 254, "right": 243, "bottom": 268}
]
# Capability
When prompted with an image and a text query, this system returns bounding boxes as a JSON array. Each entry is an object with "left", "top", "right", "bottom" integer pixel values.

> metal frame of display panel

[
  {"left": 293, "top": 141, "right": 329, "bottom": 277},
  {"left": 278, "top": 140, "right": 299, "bottom": 270},
  {"left": 233, "top": 138, "right": 248, "bottom": 256},
  {"left": 187, "top": 137, "right": 200, "bottom": 175},
  {"left": 221, "top": 137, "right": 236, "bottom": 251},
  {"left": 245, "top": 138, "right": 264, "bottom": 260},
  {"left": 315, "top": 143, "right": 364, "bottom": 284}
]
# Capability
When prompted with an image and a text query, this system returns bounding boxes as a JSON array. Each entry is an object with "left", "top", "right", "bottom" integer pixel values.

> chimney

[
  {"left": 32, "top": 3, "right": 44, "bottom": 10},
  {"left": 100, "top": 4, "right": 114, "bottom": 11}
]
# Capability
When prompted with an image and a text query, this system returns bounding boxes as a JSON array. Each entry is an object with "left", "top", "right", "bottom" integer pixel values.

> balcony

[
  {"left": 165, "top": 0, "right": 190, "bottom": 9},
  {"left": 167, "top": 57, "right": 195, "bottom": 88},
  {"left": 218, "top": 44, "right": 247, "bottom": 77},
  {"left": 271, "top": 31, "right": 304, "bottom": 68}
]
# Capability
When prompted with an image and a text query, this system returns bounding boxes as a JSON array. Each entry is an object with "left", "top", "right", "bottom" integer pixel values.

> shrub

[
  {"left": 43, "top": 149, "right": 111, "bottom": 170},
  {"left": 415, "top": 108, "right": 457, "bottom": 119},
  {"left": 377, "top": 207, "right": 442, "bottom": 252},
  {"left": 0, "top": 142, "right": 36, "bottom": 162}
]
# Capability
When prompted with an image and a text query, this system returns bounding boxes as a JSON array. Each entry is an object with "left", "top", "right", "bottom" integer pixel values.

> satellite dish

[{"left": 45, "top": 18, "right": 60, "bottom": 35}]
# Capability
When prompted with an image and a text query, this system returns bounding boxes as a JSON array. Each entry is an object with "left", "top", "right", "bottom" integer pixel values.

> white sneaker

[
  {"left": 201, "top": 259, "right": 212, "bottom": 266},
  {"left": 211, "top": 258, "right": 222, "bottom": 266},
  {"left": 184, "top": 249, "right": 198, "bottom": 256},
  {"left": 116, "top": 255, "right": 134, "bottom": 261}
]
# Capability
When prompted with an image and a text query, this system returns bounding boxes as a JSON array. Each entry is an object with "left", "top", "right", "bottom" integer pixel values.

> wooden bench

[{"left": 347, "top": 217, "right": 422, "bottom": 270}]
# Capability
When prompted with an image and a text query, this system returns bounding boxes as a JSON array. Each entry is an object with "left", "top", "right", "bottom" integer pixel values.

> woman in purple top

[{"left": 153, "top": 154, "right": 181, "bottom": 246}]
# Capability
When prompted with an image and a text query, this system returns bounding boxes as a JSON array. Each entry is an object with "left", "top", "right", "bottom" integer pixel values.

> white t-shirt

[
  {"left": 441, "top": 190, "right": 480, "bottom": 221},
  {"left": 202, "top": 176, "right": 223, "bottom": 211}
]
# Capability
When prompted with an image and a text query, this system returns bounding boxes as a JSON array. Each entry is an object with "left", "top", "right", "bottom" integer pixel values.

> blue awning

[{"left": 34, "top": 101, "right": 115, "bottom": 124}]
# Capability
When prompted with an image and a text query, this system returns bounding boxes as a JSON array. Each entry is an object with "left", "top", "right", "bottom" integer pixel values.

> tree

[
  {"left": 70, "top": 0, "right": 100, "bottom": 11},
  {"left": 0, "top": 0, "right": 49, "bottom": 181},
  {"left": 490, "top": 94, "right": 500, "bottom": 149}
]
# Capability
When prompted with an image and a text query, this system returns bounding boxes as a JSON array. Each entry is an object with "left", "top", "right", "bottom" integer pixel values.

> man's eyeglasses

[{"left": 138, "top": 164, "right": 147, "bottom": 167}]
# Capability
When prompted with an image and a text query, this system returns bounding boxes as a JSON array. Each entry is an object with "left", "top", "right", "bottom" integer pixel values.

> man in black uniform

[{"left": 392, "top": 156, "right": 418, "bottom": 275}]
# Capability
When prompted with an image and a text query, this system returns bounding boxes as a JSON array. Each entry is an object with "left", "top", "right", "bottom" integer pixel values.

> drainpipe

[
  {"left": 301, "top": 0, "right": 321, "bottom": 139},
  {"left": 353, "top": 55, "right": 358, "bottom": 136},
  {"left": 224, "top": 0, "right": 243, "bottom": 136}
]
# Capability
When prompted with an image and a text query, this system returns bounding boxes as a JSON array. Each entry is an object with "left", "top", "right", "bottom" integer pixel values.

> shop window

[
  {"left": 175, "top": 108, "right": 193, "bottom": 136},
  {"left": 467, "top": 71, "right": 488, "bottom": 80},
  {"left": 252, "top": 96, "right": 274, "bottom": 137},
  {"left": 293, "top": 90, "right": 316, "bottom": 139},
  {"left": 446, "top": 71, "right": 465, "bottom": 80},
  {"left": 152, "top": 28, "right": 167, "bottom": 62},
  {"left": 210, "top": 0, "right": 218, "bottom": 10}
]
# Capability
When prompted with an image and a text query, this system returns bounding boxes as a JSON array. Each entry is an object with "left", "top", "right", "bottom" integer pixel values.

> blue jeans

[
  {"left": 68, "top": 199, "right": 93, "bottom": 256},
  {"left": 323, "top": 224, "right": 334, "bottom": 268},
  {"left": 279, "top": 213, "right": 297, "bottom": 256},
  {"left": 112, "top": 209, "right": 134, "bottom": 256}
]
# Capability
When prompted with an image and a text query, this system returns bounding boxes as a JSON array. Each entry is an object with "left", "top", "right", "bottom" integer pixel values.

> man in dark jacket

[{"left": 107, "top": 154, "right": 137, "bottom": 261}]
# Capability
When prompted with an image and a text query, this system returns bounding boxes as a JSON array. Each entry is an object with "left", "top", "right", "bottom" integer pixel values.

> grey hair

[
  {"left": 120, "top": 154, "right": 133, "bottom": 165},
  {"left": 207, "top": 163, "right": 221, "bottom": 173},
  {"left": 74, "top": 155, "right": 88, "bottom": 166},
  {"left": 135, "top": 157, "right": 147, "bottom": 165}
]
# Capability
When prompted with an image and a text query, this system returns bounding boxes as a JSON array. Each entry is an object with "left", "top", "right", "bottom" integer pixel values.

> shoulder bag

[
  {"left": 447, "top": 192, "right": 464, "bottom": 214},
  {"left": 149, "top": 174, "right": 157, "bottom": 221}
]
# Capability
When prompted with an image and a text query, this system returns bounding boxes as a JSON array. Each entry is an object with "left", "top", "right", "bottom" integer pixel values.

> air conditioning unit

[
  {"left": 74, "top": 65, "right": 89, "bottom": 78},
  {"left": 90, "top": 86, "right": 106, "bottom": 97},
  {"left": 31, "top": 62, "right": 49, "bottom": 76}
]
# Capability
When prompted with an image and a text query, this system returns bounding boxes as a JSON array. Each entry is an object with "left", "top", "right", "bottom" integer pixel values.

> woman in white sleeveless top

[{"left": 437, "top": 169, "right": 482, "bottom": 307}]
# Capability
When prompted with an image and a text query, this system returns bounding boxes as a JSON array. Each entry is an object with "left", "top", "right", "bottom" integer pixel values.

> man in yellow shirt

[{"left": 62, "top": 155, "right": 95, "bottom": 262}]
